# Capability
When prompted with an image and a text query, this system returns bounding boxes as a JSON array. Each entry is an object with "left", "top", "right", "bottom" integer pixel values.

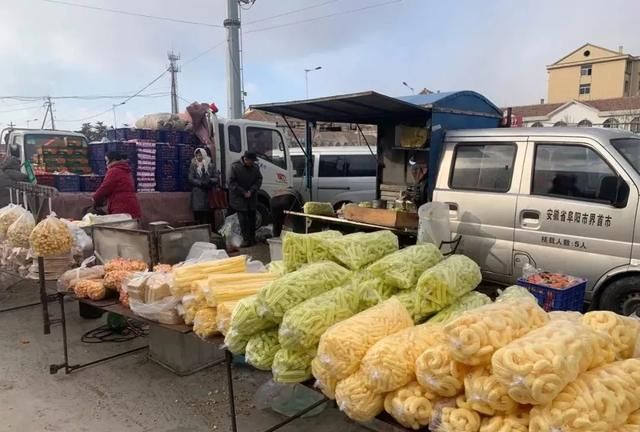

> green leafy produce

[
  {"left": 306, "top": 230, "right": 342, "bottom": 263},
  {"left": 245, "top": 328, "right": 280, "bottom": 370},
  {"left": 282, "top": 231, "right": 342, "bottom": 271},
  {"left": 495, "top": 285, "right": 537, "bottom": 303},
  {"left": 272, "top": 348, "right": 316, "bottom": 383},
  {"left": 224, "top": 329, "right": 250, "bottom": 354},
  {"left": 267, "top": 260, "right": 287, "bottom": 276},
  {"left": 393, "top": 290, "right": 439, "bottom": 323},
  {"left": 228, "top": 295, "right": 276, "bottom": 337},
  {"left": 428, "top": 291, "right": 492, "bottom": 324},
  {"left": 415, "top": 255, "right": 482, "bottom": 311},
  {"left": 367, "top": 244, "right": 444, "bottom": 290},
  {"left": 256, "top": 261, "right": 350, "bottom": 323},
  {"left": 329, "top": 230, "right": 399, "bottom": 270},
  {"left": 303, "top": 201, "right": 335, "bottom": 217}
]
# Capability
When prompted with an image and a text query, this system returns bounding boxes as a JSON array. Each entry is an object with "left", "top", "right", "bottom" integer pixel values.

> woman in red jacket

[{"left": 93, "top": 151, "right": 142, "bottom": 219}]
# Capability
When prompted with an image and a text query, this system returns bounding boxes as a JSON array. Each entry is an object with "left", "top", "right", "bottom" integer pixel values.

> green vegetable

[
  {"left": 227, "top": 295, "right": 276, "bottom": 338},
  {"left": 393, "top": 291, "right": 439, "bottom": 323},
  {"left": 267, "top": 260, "right": 287, "bottom": 276},
  {"left": 303, "top": 201, "right": 336, "bottom": 216},
  {"left": 256, "top": 261, "right": 350, "bottom": 323},
  {"left": 367, "top": 244, "right": 444, "bottom": 290},
  {"left": 495, "top": 285, "right": 537, "bottom": 303},
  {"left": 306, "top": 231, "right": 342, "bottom": 264},
  {"left": 330, "top": 230, "right": 399, "bottom": 270},
  {"left": 428, "top": 291, "right": 491, "bottom": 325},
  {"left": 282, "top": 231, "right": 342, "bottom": 272},
  {"left": 245, "top": 328, "right": 281, "bottom": 370},
  {"left": 224, "top": 329, "right": 251, "bottom": 354},
  {"left": 415, "top": 255, "right": 482, "bottom": 311},
  {"left": 272, "top": 348, "right": 316, "bottom": 383}
]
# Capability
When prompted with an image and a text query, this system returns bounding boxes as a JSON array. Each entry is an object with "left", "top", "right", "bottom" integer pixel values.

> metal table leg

[
  {"left": 38, "top": 257, "right": 51, "bottom": 334},
  {"left": 225, "top": 349, "right": 238, "bottom": 432}
]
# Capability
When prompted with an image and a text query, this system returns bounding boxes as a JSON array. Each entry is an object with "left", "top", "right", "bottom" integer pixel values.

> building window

[
  {"left": 553, "top": 121, "right": 567, "bottom": 127},
  {"left": 631, "top": 117, "right": 640, "bottom": 134},
  {"left": 580, "top": 64, "right": 592, "bottom": 76},
  {"left": 531, "top": 122, "right": 544, "bottom": 128},
  {"left": 577, "top": 119, "right": 592, "bottom": 127},
  {"left": 579, "top": 84, "right": 591, "bottom": 95},
  {"left": 625, "top": 80, "right": 630, "bottom": 95},
  {"left": 449, "top": 143, "right": 517, "bottom": 192},
  {"left": 603, "top": 118, "right": 620, "bottom": 129}
]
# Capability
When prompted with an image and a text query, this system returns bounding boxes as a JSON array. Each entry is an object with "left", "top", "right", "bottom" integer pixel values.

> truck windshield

[
  {"left": 23, "top": 134, "right": 87, "bottom": 162},
  {"left": 611, "top": 138, "right": 640, "bottom": 174}
]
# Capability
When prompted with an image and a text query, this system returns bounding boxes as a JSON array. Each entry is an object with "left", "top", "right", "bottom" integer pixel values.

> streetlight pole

[
  {"left": 305, "top": 66, "right": 322, "bottom": 99},
  {"left": 26, "top": 118, "right": 38, "bottom": 128},
  {"left": 402, "top": 81, "right": 415, "bottom": 95}
]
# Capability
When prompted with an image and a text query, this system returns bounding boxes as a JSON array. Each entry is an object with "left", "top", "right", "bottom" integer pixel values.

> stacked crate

[
  {"left": 88, "top": 143, "right": 106, "bottom": 175},
  {"left": 177, "top": 143, "right": 197, "bottom": 192},
  {"left": 135, "top": 141, "right": 157, "bottom": 192},
  {"left": 37, "top": 136, "right": 91, "bottom": 174},
  {"left": 155, "top": 143, "right": 179, "bottom": 192}
]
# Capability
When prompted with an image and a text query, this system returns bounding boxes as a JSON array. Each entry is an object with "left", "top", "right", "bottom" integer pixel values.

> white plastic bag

[
  {"left": 7, "top": 209, "right": 35, "bottom": 248},
  {"left": 129, "top": 296, "right": 182, "bottom": 324},
  {"left": 417, "top": 202, "right": 451, "bottom": 252},
  {"left": 219, "top": 214, "right": 242, "bottom": 249},
  {"left": 0, "top": 205, "right": 26, "bottom": 241}
]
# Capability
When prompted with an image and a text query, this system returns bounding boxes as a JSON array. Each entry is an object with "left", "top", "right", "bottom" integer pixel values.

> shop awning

[{"left": 250, "top": 91, "right": 431, "bottom": 124}]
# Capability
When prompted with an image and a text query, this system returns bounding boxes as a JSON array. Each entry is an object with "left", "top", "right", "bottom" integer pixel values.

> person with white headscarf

[{"left": 188, "top": 148, "right": 215, "bottom": 225}]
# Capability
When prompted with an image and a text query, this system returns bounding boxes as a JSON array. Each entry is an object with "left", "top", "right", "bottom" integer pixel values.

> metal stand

[{"left": 49, "top": 293, "right": 148, "bottom": 375}]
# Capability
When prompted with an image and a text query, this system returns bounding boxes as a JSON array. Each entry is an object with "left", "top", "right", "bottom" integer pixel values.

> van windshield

[{"left": 611, "top": 138, "right": 640, "bottom": 174}]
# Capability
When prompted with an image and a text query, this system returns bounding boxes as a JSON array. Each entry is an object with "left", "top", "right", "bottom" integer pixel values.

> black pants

[
  {"left": 237, "top": 210, "right": 256, "bottom": 245},
  {"left": 193, "top": 210, "right": 212, "bottom": 227},
  {"left": 271, "top": 194, "right": 303, "bottom": 237}
]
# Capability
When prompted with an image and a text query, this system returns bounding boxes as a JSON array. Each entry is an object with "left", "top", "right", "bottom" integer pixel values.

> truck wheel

[
  {"left": 256, "top": 202, "right": 271, "bottom": 228},
  {"left": 598, "top": 275, "right": 640, "bottom": 315}
]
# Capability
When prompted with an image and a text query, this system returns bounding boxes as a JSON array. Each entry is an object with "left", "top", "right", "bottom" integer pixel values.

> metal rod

[
  {"left": 67, "top": 346, "right": 148, "bottom": 373},
  {"left": 38, "top": 257, "right": 50, "bottom": 335},
  {"left": 281, "top": 116, "right": 307, "bottom": 158},
  {"left": 262, "top": 398, "right": 330, "bottom": 432},
  {"left": 59, "top": 293, "right": 71, "bottom": 373},
  {"left": 225, "top": 349, "right": 238, "bottom": 432},
  {"left": 0, "top": 301, "right": 41, "bottom": 313}
]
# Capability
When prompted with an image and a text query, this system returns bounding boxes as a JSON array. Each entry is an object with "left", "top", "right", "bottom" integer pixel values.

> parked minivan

[
  {"left": 290, "top": 146, "right": 376, "bottom": 208},
  {"left": 433, "top": 127, "right": 640, "bottom": 314}
]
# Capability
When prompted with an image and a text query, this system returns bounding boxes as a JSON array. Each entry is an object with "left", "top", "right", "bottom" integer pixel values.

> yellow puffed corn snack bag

[
  {"left": 479, "top": 408, "right": 530, "bottom": 432},
  {"left": 432, "top": 395, "right": 481, "bottom": 432},
  {"left": 361, "top": 323, "right": 437, "bottom": 394},
  {"left": 384, "top": 381, "right": 438, "bottom": 430},
  {"left": 415, "top": 255, "right": 482, "bottom": 311},
  {"left": 582, "top": 310, "right": 640, "bottom": 359},
  {"left": 464, "top": 365, "right": 517, "bottom": 415},
  {"left": 612, "top": 409, "right": 640, "bottom": 432},
  {"left": 529, "top": 359, "right": 640, "bottom": 432},
  {"left": 444, "top": 300, "right": 548, "bottom": 366},
  {"left": 192, "top": 307, "right": 218, "bottom": 339},
  {"left": 334, "top": 371, "right": 385, "bottom": 422},
  {"left": 311, "top": 357, "right": 338, "bottom": 400},
  {"left": 492, "top": 319, "right": 615, "bottom": 405},
  {"left": 315, "top": 297, "right": 413, "bottom": 381}
]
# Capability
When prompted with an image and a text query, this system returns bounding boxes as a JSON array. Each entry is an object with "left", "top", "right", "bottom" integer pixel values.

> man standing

[
  {"left": 229, "top": 151, "right": 262, "bottom": 247},
  {"left": 0, "top": 157, "right": 27, "bottom": 208}
]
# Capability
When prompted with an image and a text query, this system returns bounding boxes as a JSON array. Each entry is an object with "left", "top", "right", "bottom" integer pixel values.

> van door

[
  {"left": 290, "top": 153, "right": 314, "bottom": 201},
  {"left": 316, "top": 154, "right": 377, "bottom": 206},
  {"left": 514, "top": 138, "right": 637, "bottom": 296},
  {"left": 245, "top": 125, "right": 290, "bottom": 197},
  {"left": 224, "top": 124, "right": 243, "bottom": 187},
  {"left": 434, "top": 139, "right": 526, "bottom": 282}
]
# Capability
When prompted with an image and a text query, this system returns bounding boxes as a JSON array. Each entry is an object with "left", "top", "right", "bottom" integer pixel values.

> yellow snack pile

[
  {"left": 415, "top": 327, "right": 469, "bottom": 397},
  {"left": 415, "top": 255, "right": 482, "bottom": 311},
  {"left": 311, "top": 357, "right": 338, "bottom": 400},
  {"left": 193, "top": 307, "right": 218, "bottom": 339},
  {"left": 181, "top": 290, "right": 208, "bottom": 326},
  {"left": 315, "top": 297, "right": 413, "bottom": 381},
  {"left": 334, "top": 371, "right": 385, "bottom": 422},
  {"left": 492, "top": 319, "right": 616, "bottom": 405},
  {"left": 582, "top": 310, "right": 640, "bottom": 359},
  {"left": 444, "top": 300, "right": 548, "bottom": 366},
  {"left": 479, "top": 409, "right": 530, "bottom": 432},
  {"left": 436, "top": 396, "right": 482, "bottom": 432},
  {"left": 464, "top": 366, "right": 517, "bottom": 415},
  {"left": 612, "top": 409, "right": 640, "bottom": 432},
  {"left": 361, "top": 323, "right": 436, "bottom": 393},
  {"left": 216, "top": 301, "right": 238, "bottom": 335},
  {"left": 384, "top": 381, "right": 437, "bottom": 430},
  {"left": 529, "top": 359, "right": 640, "bottom": 432},
  {"left": 29, "top": 214, "right": 73, "bottom": 257}
]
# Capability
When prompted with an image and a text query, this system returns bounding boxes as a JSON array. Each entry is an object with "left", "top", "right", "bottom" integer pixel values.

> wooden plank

[{"left": 343, "top": 205, "right": 418, "bottom": 229}]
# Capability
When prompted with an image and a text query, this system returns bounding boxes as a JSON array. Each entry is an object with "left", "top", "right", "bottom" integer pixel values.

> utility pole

[
  {"left": 225, "top": 0, "right": 242, "bottom": 119},
  {"left": 168, "top": 51, "right": 181, "bottom": 114},
  {"left": 41, "top": 97, "right": 55, "bottom": 130}
]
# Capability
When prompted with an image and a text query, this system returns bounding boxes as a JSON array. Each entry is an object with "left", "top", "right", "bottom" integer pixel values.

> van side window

[
  {"left": 247, "top": 127, "right": 287, "bottom": 169},
  {"left": 319, "top": 155, "right": 376, "bottom": 177},
  {"left": 450, "top": 143, "right": 516, "bottom": 192},
  {"left": 533, "top": 144, "right": 621, "bottom": 204},
  {"left": 291, "top": 155, "right": 313, "bottom": 177},
  {"left": 228, "top": 125, "right": 241, "bottom": 153}
]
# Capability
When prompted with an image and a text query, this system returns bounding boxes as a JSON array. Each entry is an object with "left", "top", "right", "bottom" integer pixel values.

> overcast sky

[{"left": 1, "top": 0, "right": 640, "bottom": 131}]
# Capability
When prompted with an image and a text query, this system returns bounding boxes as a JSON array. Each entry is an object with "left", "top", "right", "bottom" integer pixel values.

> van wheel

[
  {"left": 256, "top": 202, "right": 271, "bottom": 228},
  {"left": 598, "top": 275, "right": 640, "bottom": 315}
]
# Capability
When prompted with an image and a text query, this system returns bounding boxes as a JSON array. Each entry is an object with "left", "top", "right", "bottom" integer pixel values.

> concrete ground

[{"left": 0, "top": 245, "right": 371, "bottom": 432}]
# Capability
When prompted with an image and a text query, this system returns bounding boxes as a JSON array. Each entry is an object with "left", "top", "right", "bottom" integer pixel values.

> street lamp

[
  {"left": 26, "top": 118, "right": 38, "bottom": 128},
  {"left": 304, "top": 66, "right": 322, "bottom": 99},
  {"left": 402, "top": 81, "right": 415, "bottom": 95}
]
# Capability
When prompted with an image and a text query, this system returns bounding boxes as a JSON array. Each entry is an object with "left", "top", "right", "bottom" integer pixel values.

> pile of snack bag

[{"left": 217, "top": 230, "right": 640, "bottom": 432}]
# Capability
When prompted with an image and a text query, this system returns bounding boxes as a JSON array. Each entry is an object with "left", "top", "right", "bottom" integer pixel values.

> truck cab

[
  {"left": 434, "top": 127, "right": 640, "bottom": 314},
  {"left": 0, "top": 128, "right": 88, "bottom": 165}
]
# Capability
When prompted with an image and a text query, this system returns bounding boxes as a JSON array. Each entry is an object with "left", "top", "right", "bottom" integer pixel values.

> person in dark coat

[
  {"left": 189, "top": 148, "right": 215, "bottom": 225},
  {"left": 93, "top": 151, "right": 142, "bottom": 219},
  {"left": 270, "top": 187, "right": 304, "bottom": 237},
  {"left": 229, "top": 151, "right": 262, "bottom": 247},
  {"left": 0, "top": 157, "right": 27, "bottom": 208}
]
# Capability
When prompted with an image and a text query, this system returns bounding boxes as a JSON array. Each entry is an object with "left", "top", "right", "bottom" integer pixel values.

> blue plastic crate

[
  {"left": 516, "top": 276, "right": 587, "bottom": 312},
  {"left": 106, "top": 128, "right": 143, "bottom": 141},
  {"left": 155, "top": 143, "right": 178, "bottom": 161},
  {"left": 156, "top": 177, "right": 177, "bottom": 192},
  {"left": 177, "top": 143, "right": 197, "bottom": 160},
  {"left": 88, "top": 143, "right": 106, "bottom": 160},
  {"left": 156, "top": 160, "right": 178, "bottom": 177},
  {"left": 54, "top": 174, "right": 81, "bottom": 193},
  {"left": 90, "top": 160, "right": 106, "bottom": 175},
  {"left": 79, "top": 175, "right": 104, "bottom": 192}
]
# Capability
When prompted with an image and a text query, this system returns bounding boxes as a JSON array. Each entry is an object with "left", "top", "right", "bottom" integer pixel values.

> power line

[
  {"left": 182, "top": 40, "right": 226, "bottom": 67},
  {"left": 244, "top": 0, "right": 403, "bottom": 35},
  {"left": 243, "top": 0, "right": 339, "bottom": 25},
  {"left": 41, "top": 0, "right": 224, "bottom": 28},
  {"left": 0, "top": 93, "right": 171, "bottom": 101},
  {"left": 0, "top": 104, "right": 44, "bottom": 114}
]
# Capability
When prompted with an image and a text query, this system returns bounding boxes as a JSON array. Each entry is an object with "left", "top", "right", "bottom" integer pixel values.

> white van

[
  {"left": 289, "top": 146, "right": 376, "bottom": 208},
  {"left": 433, "top": 127, "right": 640, "bottom": 314}
]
